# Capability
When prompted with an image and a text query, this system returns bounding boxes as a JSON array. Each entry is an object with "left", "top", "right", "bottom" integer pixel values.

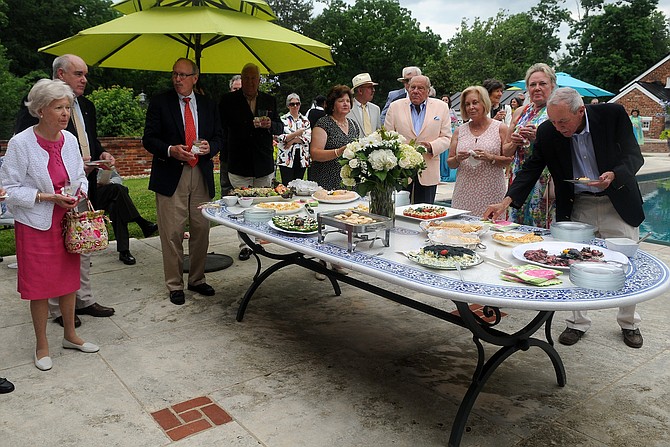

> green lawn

[{"left": 0, "top": 176, "right": 222, "bottom": 257}]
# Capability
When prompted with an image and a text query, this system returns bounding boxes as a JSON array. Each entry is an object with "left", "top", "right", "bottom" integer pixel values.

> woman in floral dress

[{"left": 502, "top": 63, "right": 557, "bottom": 228}]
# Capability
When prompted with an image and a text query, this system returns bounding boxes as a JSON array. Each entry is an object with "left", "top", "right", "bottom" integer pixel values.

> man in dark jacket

[
  {"left": 485, "top": 87, "right": 645, "bottom": 348},
  {"left": 219, "top": 63, "right": 283, "bottom": 260}
]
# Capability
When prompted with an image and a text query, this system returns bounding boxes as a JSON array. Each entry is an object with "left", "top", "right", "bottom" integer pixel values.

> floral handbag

[{"left": 62, "top": 200, "right": 110, "bottom": 254}]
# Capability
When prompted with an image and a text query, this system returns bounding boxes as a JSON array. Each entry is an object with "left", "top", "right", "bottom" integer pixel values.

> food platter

[
  {"left": 405, "top": 245, "right": 483, "bottom": 270},
  {"left": 491, "top": 232, "right": 544, "bottom": 246},
  {"left": 268, "top": 216, "right": 319, "bottom": 235},
  {"left": 311, "top": 190, "right": 360, "bottom": 203},
  {"left": 419, "top": 219, "right": 489, "bottom": 235},
  {"left": 511, "top": 241, "right": 629, "bottom": 271},
  {"left": 396, "top": 204, "right": 470, "bottom": 222},
  {"left": 255, "top": 201, "right": 302, "bottom": 215},
  {"left": 564, "top": 178, "right": 596, "bottom": 184}
]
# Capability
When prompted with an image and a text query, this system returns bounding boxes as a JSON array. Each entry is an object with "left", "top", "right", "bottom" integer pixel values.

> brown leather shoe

[
  {"left": 622, "top": 329, "right": 643, "bottom": 348},
  {"left": 75, "top": 302, "right": 115, "bottom": 317},
  {"left": 54, "top": 315, "right": 81, "bottom": 328},
  {"left": 558, "top": 327, "right": 584, "bottom": 346}
]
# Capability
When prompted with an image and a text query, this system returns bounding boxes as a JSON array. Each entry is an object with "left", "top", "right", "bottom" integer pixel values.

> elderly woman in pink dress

[
  {"left": 1, "top": 79, "right": 99, "bottom": 372},
  {"left": 446, "top": 86, "right": 510, "bottom": 215}
]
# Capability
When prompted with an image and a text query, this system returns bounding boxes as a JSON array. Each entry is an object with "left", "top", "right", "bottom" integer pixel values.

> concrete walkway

[{"left": 1, "top": 154, "right": 670, "bottom": 446}]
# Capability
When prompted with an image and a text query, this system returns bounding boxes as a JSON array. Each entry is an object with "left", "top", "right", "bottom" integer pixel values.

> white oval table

[{"left": 204, "top": 201, "right": 670, "bottom": 447}]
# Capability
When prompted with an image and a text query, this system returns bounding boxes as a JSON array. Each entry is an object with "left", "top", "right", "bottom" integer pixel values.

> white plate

[
  {"left": 396, "top": 204, "right": 470, "bottom": 222},
  {"left": 311, "top": 191, "right": 360, "bottom": 203},
  {"left": 0, "top": 194, "right": 8, "bottom": 199},
  {"left": 511, "top": 241, "right": 629, "bottom": 271},
  {"left": 85, "top": 160, "right": 113, "bottom": 167},
  {"left": 564, "top": 178, "right": 596, "bottom": 184},
  {"left": 419, "top": 219, "right": 490, "bottom": 235},
  {"left": 491, "top": 232, "right": 544, "bottom": 246},
  {"left": 267, "top": 220, "right": 318, "bottom": 235},
  {"left": 254, "top": 202, "right": 302, "bottom": 215}
]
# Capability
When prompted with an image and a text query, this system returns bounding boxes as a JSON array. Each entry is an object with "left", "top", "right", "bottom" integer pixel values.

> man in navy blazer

[
  {"left": 143, "top": 58, "right": 223, "bottom": 305},
  {"left": 380, "top": 66, "right": 421, "bottom": 124},
  {"left": 15, "top": 54, "right": 115, "bottom": 326},
  {"left": 485, "top": 87, "right": 645, "bottom": 348}
]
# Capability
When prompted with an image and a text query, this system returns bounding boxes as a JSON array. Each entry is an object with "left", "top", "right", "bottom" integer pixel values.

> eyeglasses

[
  {"left": 288, "top": 102, "right": 301, "bottom": 107},
  {"left": 528, "top": 81, "right": 549, "bottom": 89},
  {"left": 402, "top": 78, "right": 412, "bottom": 83},
  {"left": 171, "top": 72, "right": 196, "bottom": 80}
]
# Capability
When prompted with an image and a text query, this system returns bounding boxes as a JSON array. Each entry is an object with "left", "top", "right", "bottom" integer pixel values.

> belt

[{"left": 577, "top": 191, "right": 607, "bottom": 197}]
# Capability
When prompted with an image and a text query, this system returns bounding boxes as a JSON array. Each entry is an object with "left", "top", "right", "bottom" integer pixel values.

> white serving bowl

[
  {"left": 605, "top": 238, "right": 639, "bottom": 258},
  {"left": 221, "top": 196, "right": 238, "bottom": 206},
  {"left": 237, "top": 197, "right": 254, "bottom": 208},
  {"left": 243, "top": 208, "right": 275, "bottom": 223}
]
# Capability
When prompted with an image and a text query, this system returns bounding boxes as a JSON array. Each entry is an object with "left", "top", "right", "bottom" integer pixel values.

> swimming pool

[{"left": 639, "top": 175, "right": 670, "bottom": 245}]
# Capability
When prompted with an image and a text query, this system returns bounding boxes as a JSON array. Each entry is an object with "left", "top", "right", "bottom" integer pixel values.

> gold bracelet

[{"left": 37, "top": 193, "right": 41, "bottom": 203}]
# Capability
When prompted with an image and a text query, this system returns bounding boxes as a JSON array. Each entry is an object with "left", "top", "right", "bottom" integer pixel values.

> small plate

[
  {"left": 311, "top": 191, "right": 360, "bottom": 203},
  {"left": 85, "top": 160, "right": 113, "bottom": 167},
  {"left": 565, "top": 178, "right": 596, "bottom": 184},
  {"left": 267, "top": 220, "right": 318, "bottom": 235},
  {"left": 396, "top": 204, "right": 470, "bottom": 222},
  {"left": 255, "top": 202, "right": 302, "bottom": 215}
]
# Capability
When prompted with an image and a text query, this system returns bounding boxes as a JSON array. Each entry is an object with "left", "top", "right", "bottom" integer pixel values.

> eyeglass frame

[
  {"left": 288, "top": 102, "right": 301, "bottom": 107},
  {"left": 172, "top": 72, "right": 196, "bottom": 80}
]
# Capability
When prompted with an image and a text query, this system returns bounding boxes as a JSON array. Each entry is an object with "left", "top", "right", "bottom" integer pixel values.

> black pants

[
  {"left": 279, "top": 165, "right": 306, "bottom": 185},
  {"left": 407, "top": 176, "right": 437, "bottom": 204},
  {"left": 94, "top": 183, "right": 141, "bottom": 252}
]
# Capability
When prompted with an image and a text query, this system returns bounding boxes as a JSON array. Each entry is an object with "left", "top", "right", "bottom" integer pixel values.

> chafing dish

[{"left": 317, "top": 210, "right": 393, "bottom": 252}]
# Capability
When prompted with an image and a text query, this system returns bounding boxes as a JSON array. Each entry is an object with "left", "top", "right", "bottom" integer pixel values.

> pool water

[{"left": 639, "top": 177, "right": 670, "bottom": 245}]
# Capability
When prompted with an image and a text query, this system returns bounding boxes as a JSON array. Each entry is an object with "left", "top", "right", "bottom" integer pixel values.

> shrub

[
  {"left": 659, "top": 129, "right": 670, "bottom": 140},
  {"left": 89, "top": 86, "right": 146, "bottom": 137}
]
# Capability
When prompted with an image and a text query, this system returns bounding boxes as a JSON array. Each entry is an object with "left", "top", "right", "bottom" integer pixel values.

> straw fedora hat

[{"left": 352, "top": 73, "right": 378, "bottom": 89}]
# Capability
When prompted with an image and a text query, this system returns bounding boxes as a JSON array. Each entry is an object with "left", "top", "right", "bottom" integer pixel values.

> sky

[{"left": 314, "top": 0, "right": 670, "bottom": 47}]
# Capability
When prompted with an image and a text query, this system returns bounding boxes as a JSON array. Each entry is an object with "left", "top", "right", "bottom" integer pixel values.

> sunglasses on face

[{"left": 288, "top": 102, "right": 300, "bottom": 107}]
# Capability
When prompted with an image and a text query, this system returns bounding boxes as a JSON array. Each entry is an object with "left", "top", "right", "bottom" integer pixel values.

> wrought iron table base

[{"left": 235, "top": 232, "right": 566, "bottom": 446}]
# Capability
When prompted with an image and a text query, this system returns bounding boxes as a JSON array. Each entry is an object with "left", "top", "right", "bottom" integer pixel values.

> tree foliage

[
  {"left": 0, "top": 0, "right": 119, "bottom": 77},
  {"left": 432, "top": 0, "right": 570, "bottom": 94},
  {"left": 88, "top": 86, "right": 146, "bottom": 137},
  {"left": 0, "top": 45, "right": 28, "bottom": 138},
  {"left": 294, "top": 0, "right": 445, "bottom": 108},
  {"left": 267, "top": 0, "right": 313, "bottom": 32},
  {"left": 561, "top": 0, "right": 670, "bottom": 94}
]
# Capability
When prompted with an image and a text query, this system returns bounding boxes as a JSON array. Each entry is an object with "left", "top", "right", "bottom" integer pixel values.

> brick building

[{"left": 610, "top": 53, "right": 670, "bottom": 146}]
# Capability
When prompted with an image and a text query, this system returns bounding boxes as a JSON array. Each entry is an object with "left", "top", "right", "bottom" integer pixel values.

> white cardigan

[{"left": 0, "top": 127, "right": 88, "bottom": 230}]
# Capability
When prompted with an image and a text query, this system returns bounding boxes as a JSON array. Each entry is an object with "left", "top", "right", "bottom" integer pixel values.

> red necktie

[{"left": 183, "top": 97, "right": 198, "bottom": 167}]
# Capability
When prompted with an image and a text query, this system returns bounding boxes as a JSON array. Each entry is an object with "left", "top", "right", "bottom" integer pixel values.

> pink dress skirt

[{"left": 15, "top": 131, "right": 80, "bottom": 300}]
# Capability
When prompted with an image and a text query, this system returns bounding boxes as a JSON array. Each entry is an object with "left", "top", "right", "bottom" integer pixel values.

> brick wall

[
  {"left": 641, "top": 58, "right": 670, "bottom": 84},
  {"left": 615, "top": 90, "right": 667, "bottom": 140},
  {"left": 0, "top": 137, "right": 221, "bottom": 177}
]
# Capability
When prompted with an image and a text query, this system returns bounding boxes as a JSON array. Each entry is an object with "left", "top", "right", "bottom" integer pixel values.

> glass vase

[{"left": 369, "top": 185, "right": 395, "bottom": 222}]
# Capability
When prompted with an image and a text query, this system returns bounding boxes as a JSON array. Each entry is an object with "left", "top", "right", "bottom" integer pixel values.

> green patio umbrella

[
  {"left": 39, "top": 7, "right": 334, "bottom": 74},
  {"left": 112, "top": 0, "right": 276, "bottom": 21}
]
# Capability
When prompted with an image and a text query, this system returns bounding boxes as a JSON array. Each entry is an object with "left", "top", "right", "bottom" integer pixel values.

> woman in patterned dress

[
  {"left": 276, "top": 93, "right": 311, "bottom": 184},
  {"left": 502, "top": 63, "right": 557, "bottom": 228},
  {"left": 0, "top": 79, "right": 98, "bottom": 371},
  {"left": 447, "top": 86, "right": 510, "bottom": 215},
  {"left": 308, "top": 85, "right": 360, "bottom": 190}
]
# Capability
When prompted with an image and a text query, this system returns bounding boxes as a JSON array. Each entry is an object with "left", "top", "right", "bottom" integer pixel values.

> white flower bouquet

[{"left": 339, "top": 127, "right": 426, "bottom": 197}]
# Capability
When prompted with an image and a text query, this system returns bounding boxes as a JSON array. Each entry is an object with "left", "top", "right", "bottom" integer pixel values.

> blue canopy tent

[{"left": 507, "top": 72, "right": 614, "bottom": 98}]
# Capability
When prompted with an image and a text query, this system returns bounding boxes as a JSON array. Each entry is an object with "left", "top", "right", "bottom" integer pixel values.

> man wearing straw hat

[{"left": 347, "top": 73, "right": 381, "bottom": 138}]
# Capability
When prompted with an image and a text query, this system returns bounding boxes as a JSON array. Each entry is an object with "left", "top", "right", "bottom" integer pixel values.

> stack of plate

[
  {"left": 569, "top": 262, "right": 627, "bottom": 291},
  {"left": 550, "top": 221, "right": 595, "bottom": 242},
  {"left": 243, "top": 208, "right": 276, "bottom": 223}
]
